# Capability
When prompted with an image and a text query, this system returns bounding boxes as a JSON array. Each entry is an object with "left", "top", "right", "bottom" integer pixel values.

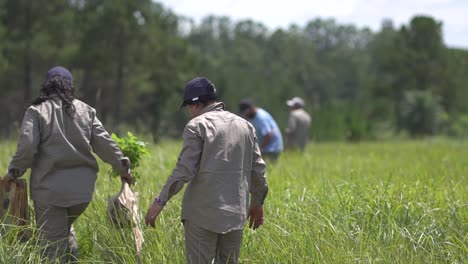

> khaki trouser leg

[
  {"left": 216, "top": 229, "right": 243, "bottom": 264},
  {"left": 34, "top": 201, "right": 88, "bottom": 263},
  {"left": 184, "top": 221, "right": 243, "bottom": 264},
  {"left": 184, "top": 221, "right": 217, "bottom": 264}
]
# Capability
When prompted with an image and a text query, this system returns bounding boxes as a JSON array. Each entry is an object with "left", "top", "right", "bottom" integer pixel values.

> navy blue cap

[
  {"left": 239, "top": 98, "right": 255, "bottom": 114},
  {"left": 180, "top": 77, "right": 217, "bottom": 108},
  {"left": 47, "top": 66, "right": 73, "bottom": 87}
]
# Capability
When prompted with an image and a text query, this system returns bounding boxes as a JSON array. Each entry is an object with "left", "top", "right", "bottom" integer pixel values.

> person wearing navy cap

[
  {"left": 145, "top": 77, "right": 268, "bottom": 264},
  {"left": 3, "top": 66, "right": 133, "bottom": 262}
]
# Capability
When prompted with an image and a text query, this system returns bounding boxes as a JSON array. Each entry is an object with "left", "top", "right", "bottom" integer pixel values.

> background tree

[
  {"left": 0, "top": 2, "right": 467, "bottom": 140},
  {"left": 400, "top": 90, "right": 443, "bottom": 136}
]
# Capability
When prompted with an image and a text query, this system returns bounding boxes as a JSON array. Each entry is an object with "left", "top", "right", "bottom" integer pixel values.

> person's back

[
  {"left": 287, "top": 108, "right": 311, "bottom": 151},
  {"left": 249, "top": 108, "right": 283, "bottom": 159},
  {"left": 5, "top": 66, "right": 131, "bottom": 263},
  {"left": 146, "top": 78, "right": 267, "bottom": 264},
  {"left": 182, "top": 105, "right": 258, "bottom": 232},
  {"left": 27, "top": 96, "right": 107, "bottom": 206}
]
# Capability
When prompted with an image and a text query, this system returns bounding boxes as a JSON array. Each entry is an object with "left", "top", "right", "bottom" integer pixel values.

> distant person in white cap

[{"left": 285, "top": 97, "right": 311, "bottom": 151}]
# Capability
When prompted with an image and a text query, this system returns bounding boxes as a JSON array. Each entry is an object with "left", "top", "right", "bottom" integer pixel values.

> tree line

[{"left": 1, "top": 0, "right": 467, "bottom": 141}]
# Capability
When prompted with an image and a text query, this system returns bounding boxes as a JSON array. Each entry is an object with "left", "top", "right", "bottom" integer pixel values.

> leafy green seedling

[{"left": 108, "top": 132, "right": 149, "bottom": 182}]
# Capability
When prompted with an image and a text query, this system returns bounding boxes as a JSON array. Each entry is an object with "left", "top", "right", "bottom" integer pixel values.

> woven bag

[{"left": 0, "top": 178, "right": 31, "bottom": 241}]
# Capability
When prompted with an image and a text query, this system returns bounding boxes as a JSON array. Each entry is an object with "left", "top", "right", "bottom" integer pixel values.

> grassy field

[{"left": 0, "top": 139, "right": 467, "bottom": 263}]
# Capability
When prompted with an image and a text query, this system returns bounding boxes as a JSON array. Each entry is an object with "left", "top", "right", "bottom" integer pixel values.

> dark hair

[{"left": 31, "top": 75, "right": 76, "bottom": 116}]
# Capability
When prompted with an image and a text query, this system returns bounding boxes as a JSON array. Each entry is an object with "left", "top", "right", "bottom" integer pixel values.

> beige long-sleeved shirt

[
  {"left": 158, "top": 102, "right": 268, "bottom": 234},
  {"left": 285, "top": 108, "right": 311, "bottom": 151},
  {"left": 8, "top": 96, "right": 127, "bottom": 207}
]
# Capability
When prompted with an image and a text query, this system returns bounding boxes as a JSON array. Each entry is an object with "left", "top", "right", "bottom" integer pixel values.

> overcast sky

[{"left": 158, "top": 0, "right": 468, "bottom": 48}]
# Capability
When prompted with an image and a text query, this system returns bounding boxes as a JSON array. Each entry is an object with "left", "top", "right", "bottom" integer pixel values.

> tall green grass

[{"left": 0, "top": 139, "right": 466, "bottom": 263}]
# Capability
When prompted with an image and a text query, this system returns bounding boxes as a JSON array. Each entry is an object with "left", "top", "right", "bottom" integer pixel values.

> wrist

[
  {"left": 250, "top": 203, "right": 263, "bottom": 209},
  {"left": 153, "top": 197, "right": 167, "bottom": 206},
  {"left": 120, "top": 158, "right": 131, "bottom": 173},
  {"left": 8, "top": 168, "right": 21, "bottom": 178}
]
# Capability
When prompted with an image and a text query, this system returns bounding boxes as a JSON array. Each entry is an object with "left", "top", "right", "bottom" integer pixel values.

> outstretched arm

[
  {"left": 145, "top": 124, "right": 203, "bottom": 227},
  {"left": 90, "top": 113, "right": 132, "bottom": 183},
  {"left": 249, "top": 135, "right": 268, "bottom": 229}
]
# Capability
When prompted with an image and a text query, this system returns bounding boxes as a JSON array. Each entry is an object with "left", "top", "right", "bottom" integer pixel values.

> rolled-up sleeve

[
  {"left": 8, "top": 108, "right": 41, "bottom": 177},
  {"left": 90, "top": 113, "right": 127, "bottom": 175},
  {"left": 158, "top": 123, "right": 203, "bottom": 203},
  {"left": 250, "top": 134, "right": 268, "bottom": 207}
]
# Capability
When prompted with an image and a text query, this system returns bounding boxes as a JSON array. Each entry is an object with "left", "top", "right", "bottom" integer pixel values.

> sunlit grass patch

[{"left": 0, "top": 139, "right": 466, "bottom": 263}]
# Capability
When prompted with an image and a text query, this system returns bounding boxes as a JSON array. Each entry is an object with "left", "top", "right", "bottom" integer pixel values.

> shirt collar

[{"left": 199, "top": 102, "right": 226, "bottom": 116}]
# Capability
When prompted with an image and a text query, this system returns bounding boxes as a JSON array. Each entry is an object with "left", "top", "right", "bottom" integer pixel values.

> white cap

[{"left": 286, "top": 97, "right": 305, "bottom": 107}]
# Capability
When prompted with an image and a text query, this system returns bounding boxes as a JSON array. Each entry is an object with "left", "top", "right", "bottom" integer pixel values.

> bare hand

[
  {"left": 248, "top": 206, "right": 264, "bottom": 230},
  {"left": 120, "top": 158, "right": 133, "bottom": 184},
  {"left": 145, "top": 202, "right": 164, "bottom": 227},
  {"left": 2, "top": 173, "right": 15, "bottom": 192},
  {"left": 121, "top": 172, "right": 133, "bottom": 185}
]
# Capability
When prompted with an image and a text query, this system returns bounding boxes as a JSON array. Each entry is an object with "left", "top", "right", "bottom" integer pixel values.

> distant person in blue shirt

[{"left": 239, "top": 99, "right": 283, "bottom": 162}]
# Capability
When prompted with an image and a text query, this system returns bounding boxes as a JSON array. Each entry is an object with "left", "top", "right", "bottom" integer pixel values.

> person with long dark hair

[{"left": 3, "top": 66, "right": 133, "bottom": 263}]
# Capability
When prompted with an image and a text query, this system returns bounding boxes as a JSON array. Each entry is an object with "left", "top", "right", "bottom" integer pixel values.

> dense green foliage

[
  {"left": 400, "top": 90, "right": 444, "bottom": 136},
  {"left": 109, "top": 132, "right": 149, "bottom": 180},
  {"left": 0, "top": 1, "right": 467, "bottom": 140},
  {"left": 0, "top": 140, "right": 466, "bottom": 263}
]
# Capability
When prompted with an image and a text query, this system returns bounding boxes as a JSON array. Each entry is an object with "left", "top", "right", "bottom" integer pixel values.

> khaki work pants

[
  {"left": 34, "top": 201, "right": 89, "bottom": 263},
  {"left": 184, "top": 221, "right": 243, "bottom": 264}
]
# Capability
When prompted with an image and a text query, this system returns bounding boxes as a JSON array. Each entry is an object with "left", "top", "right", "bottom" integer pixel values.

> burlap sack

[
  {"left": 0, "top": 178, "right": 31, "bottom": 241},
  {"left": 107, "top": 182, "right": 144, "bottom": 261}
]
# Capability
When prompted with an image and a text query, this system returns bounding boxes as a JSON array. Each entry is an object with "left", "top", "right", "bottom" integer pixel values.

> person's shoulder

[
  {"left": 291, "top": 109, "right": 302, "bottom": 117},
  {"left": 25, "top": 104, "right": 42, "bottom": 116},
  {"left": 186, "top": 115, "right": 205, "bottom": 132},
  {"left": 225, "top": 111, "right": 256, "bottom": 132},
  {"left": 187, "top": 109, "right": 229, "bottom": 129},
  {"left": 70, "top": 99, "right": 98, "bottom": 122},
  {"left": 260, "top": 109, "right": 277, "bottom": 124},
  {"left": 262, "top": 108, "right": 276, "bottom": 118},
  {"left": 73, "top": 99, "right": 95, "bottom": 111},
  {"left": 216, "top": 109, "right": 248, "bottom": 124},
  {"left": 221, "top": 109, "right": 241, "bottom": 119},
  {"left": 300, "top": 109, "right": 311, "bottom": 119},
  {"left": 256, "top": 108, "right": 270, "bottom": 119},
  {"left": 27, "top": 100, "right": 54, "bottom": 116}
]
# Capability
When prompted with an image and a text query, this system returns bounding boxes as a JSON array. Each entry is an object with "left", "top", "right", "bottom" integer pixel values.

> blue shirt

[{"left": 248, "top": 108, "right": 283, "bottom": 153}]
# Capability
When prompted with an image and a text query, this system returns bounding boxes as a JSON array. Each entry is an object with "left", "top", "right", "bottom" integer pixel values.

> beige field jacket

[
  {"left": 285, "top": 108, "right": 311, "bottom": 151},
  {"left": 8, "top": 96, "right": 127, "bottom": 207},
  {"left": 158, "top": 102, "right": 268, "bottom": 233}
]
